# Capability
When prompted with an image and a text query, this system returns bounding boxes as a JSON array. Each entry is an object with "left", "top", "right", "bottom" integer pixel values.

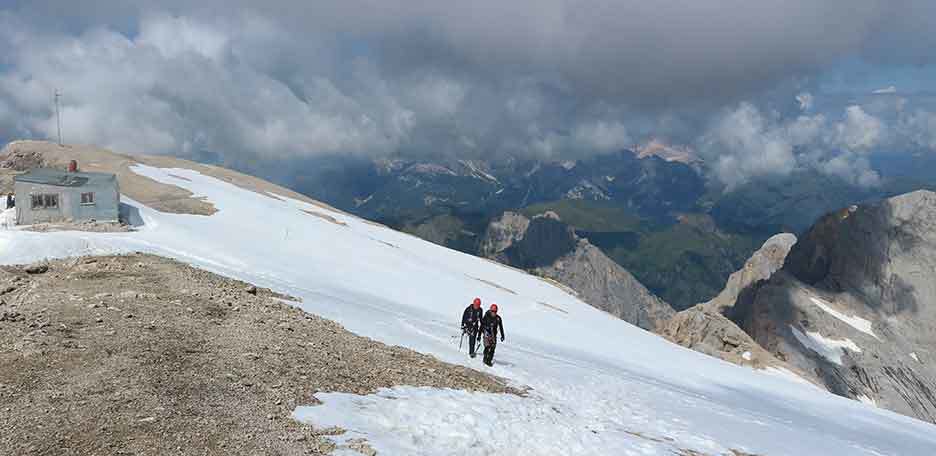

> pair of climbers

[{"left": 461, "top": 297, "right": 505, "bottom": 366}]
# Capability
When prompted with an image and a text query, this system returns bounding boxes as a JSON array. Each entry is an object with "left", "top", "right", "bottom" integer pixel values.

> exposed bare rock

[
  {"left": 479, "top": 211, "right": 530, "bottom": 261},
  {"left": 481, "top": 211, "right": 674, "bottom": 330},
  {"left": 704, "top": 233, "right": 797, "bottom": 313},
  {"left": 661, "top": 234, "right": 800, "bottom": 374},
  {"left": 536, "top": 239, "right": 674, "bottom": 330},
  {"left": 733, "top": 191, "right": 936, "bottom": 423},
  {"left": 659, "top": 304, "right": 777, "bottom": 368}
]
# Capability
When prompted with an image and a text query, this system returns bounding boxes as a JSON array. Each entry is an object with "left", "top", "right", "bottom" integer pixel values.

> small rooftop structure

[
  {"left": 14, "top": 168, "right": 115, "bottom": 188},
  {"left": 13, "top": 162, "right": 119, "bottom": 225}
]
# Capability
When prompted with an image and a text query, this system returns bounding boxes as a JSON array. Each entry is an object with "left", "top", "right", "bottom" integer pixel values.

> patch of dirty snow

[
  {"left": 809, "top": 297, "right": 879, "bottom": 340},
  {"left": 858, "top": 395, "right": 877, "bottom": 407},
  {"left": 791, "top": 326, "right": 862, "bottom": 366}
]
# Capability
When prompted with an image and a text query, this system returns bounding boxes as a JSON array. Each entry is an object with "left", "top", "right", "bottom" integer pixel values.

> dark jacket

[
  {"left": 480, "top": 310, "right": 504, "bottom": 340},
  {"left": 462, "top": 305, "right": 483, "bottom": 331}
]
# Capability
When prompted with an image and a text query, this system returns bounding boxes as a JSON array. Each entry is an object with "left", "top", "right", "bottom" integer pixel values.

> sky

[{"left": 1, "top": 0, "right": 936, "bottom": 189}]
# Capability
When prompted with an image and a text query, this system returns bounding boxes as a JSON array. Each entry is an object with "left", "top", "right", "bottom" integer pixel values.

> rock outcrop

[
  {"left": 659, "top": 305, "right": 777, "bottom": 368},
  {"left": 732, "top": 191, "right": 936, "bottom": 423},
  {"left": 704, "top": 233, "right": 797, "bottom": 313},
  {"left": 660, "top": 234, "right": 801, "bottom": 373},
  {"left": 478, "top": 212, "right": 531, "bottom": 261},
  {"left": 481, "top": 212, "right": 674, "bottom": 330}
]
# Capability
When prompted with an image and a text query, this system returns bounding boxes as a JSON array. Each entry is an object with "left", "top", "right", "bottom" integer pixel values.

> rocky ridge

[
  {"left": 659, "top": 234, "right": 800, "bottom": 372},
  {"left": 729, "top": 190, "right": 936, "bottom": 423},
  {"left": 667, "top": 190, "right": 936, "bottom": 424},
  {"left": 480, "top": 211, "right": 674, "bottom": 330}
]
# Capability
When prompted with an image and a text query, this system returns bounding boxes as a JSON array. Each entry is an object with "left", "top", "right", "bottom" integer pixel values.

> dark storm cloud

[{"left": 1, "top": 0, "right": 935, "bottom": 186}]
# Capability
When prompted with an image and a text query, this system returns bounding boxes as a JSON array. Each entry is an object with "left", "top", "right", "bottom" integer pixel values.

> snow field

[{"left": 0, "top": 165, "right": 934, "bottom": 455}]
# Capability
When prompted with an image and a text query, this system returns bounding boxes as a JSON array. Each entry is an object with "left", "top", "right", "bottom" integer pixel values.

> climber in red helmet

[
  {"left": 480, "top": 303, "right": 505, "bottom": 366},
  {"left": 461, "top": 297, "right": 484, "bottom": 358}
]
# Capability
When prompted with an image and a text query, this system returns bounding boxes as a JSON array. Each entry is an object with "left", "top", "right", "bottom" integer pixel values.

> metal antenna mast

[{"left": 54, "top": 89, "right": 63, "bottom": 146}]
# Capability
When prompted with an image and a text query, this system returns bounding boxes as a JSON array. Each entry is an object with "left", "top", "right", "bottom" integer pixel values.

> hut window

[
  {"left": 31, "top": 194, "right": 59, "bottom": 209},
  {"left": 43, "top": 194, "right": 58, "bottom": 209},
  {"left": 81, "top": 192, "right": 95, "bottom": 205}
]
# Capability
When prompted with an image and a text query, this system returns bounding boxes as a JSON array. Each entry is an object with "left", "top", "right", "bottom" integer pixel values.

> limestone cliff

[
  {"left": 733, "top": 191, "right": 936, "bottom": 423},
  {"left": 481, "top": 212, "right": 674, "bottom": 330}
]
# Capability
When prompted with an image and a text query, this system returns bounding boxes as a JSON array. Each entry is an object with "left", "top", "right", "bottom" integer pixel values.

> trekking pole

[{"left": 459, "top": 329, "right": 465, "bottom": 350}]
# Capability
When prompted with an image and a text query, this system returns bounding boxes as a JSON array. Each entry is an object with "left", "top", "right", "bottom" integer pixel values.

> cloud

[
  {"left": 796, "top": 93, "right": 815, "bottom": 111},
  {"left": 0, "top": 14, "right": 423, "bottom": 160},
  {"left": 820, "top": 153, "right": 881, "bottom": 187},
  {"left": 834, "top": 105, "right": 884, "bottom": 150},
  {"left": 900, "top": 110, "right": 936, "bottom": 150},
  {"left": 572, "top": 121, "right": 633, "bottom": 154},
  {"left": 872, "top": 86, "right": 897, "bottom": 94},
  {"left": 0, "top": 0, "right": 935, "bottom": 179},
  {"left": 700, "top": 101, "right": 886, "bottom": 189},
  {"left": 702, "top": 103, "right": 797, "bottom": 190}
]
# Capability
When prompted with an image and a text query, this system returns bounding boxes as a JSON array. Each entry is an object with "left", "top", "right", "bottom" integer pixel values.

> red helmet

[
  {"left": 472, "top": 298, "right": 482, "bottom": 308},
  {"left": 490, "top": 304, "right": 498, "bottom": 313}
]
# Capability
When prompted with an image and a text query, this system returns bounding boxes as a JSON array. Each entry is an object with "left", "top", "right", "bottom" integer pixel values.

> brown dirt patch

[{"left": 0, "top": 254, "right": 516, "bottom": 455}]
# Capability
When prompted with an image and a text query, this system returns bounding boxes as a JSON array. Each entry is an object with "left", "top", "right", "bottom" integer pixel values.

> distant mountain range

[{"left": 292, "top": 148, "right": 936, "bottom": 310}]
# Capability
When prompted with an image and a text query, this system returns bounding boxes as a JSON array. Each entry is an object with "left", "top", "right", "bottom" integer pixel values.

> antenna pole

[{"left": 54, "top": 89, "right": 63, "bottom": 146}]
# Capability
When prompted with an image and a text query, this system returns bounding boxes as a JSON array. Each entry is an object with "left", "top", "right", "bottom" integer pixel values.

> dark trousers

[
  {"left": 483, "top": 333, "right": 497, "bottom": 366},
  {"left": 467, "top": 331, "right": 478, "bottom": 357}
]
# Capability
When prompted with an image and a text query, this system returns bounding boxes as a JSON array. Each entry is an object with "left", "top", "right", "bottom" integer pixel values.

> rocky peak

[
  {"left": 480, "top": 211, "right": 674, "bottom": 330},
  {"left": 478, "top": 212, "right": 530, "bottom": 261},
  {"left": 729, "top": 190, "right": 936, "bottom": 423},
  {"left": 784, "top": 190, "right": 936, "bottom": 316},
  {"left": 706, "top": 233, "right": 797, "bottom": 313},
  {"left": 661, "top": 233, "right": 803, "bottom": 375}
]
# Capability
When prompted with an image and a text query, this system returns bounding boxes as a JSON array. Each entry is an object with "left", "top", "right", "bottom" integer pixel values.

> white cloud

[
  {"left": 899, "top": 110, "right": 936, "bottom": 150},
  {"left": 0, "top": 15, "right": 425, "bottom": 160},
  {"left": 796, "top": 92, "right": 815, "bottom": 111},
  {"left": 701, "top": 103, "right": 885, "bottom": 189},
  {"left": 572, "top": 121, "right": 632, "bottom": 153},
  {"left": 820, "top": 153, "right": 881, "bottom": 187},
  {"left": 834, "top": 105, "right": 884, "bottom": 151},
  {"left": 872, "top": 86, "right": 897, "bottom": 94},
  {"left": 703, "top": 102, "right": 796, "bottom": 190}
]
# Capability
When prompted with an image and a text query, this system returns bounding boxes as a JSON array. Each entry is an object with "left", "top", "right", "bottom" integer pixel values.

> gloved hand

[{"left": 500, "top": 335, "right": 505, "bottom": 342}]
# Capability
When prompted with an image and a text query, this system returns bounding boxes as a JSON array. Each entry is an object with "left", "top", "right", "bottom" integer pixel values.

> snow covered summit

[{"left": 2, "top": 142, "right": 935, "bottom": 455}]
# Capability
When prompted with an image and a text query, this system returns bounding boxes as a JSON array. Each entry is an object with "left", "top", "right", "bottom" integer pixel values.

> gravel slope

[{"left": 0, "top": 253, "right": 514, "bottom": 455}]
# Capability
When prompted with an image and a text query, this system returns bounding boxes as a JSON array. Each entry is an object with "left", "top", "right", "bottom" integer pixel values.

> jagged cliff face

[
  {"left": 734, "top": 191, "right": 936, "bottom": 423},
  {"left": 480, "top": 212, "right": 674, "bottom": 330},
  {"left": 660, "top": 234, "right": 800, "bottom": 372}
]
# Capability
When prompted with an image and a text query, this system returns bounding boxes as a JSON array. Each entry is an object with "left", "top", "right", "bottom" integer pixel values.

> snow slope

[
  {"left": 2, "top": 165, "right": 936, "bottom": 455},
  {"left": 791, "top": 327, "right": 862, "bottom": 367},
  {"left": 809, "top": 296, "right": 879, "bottom": 340}
]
